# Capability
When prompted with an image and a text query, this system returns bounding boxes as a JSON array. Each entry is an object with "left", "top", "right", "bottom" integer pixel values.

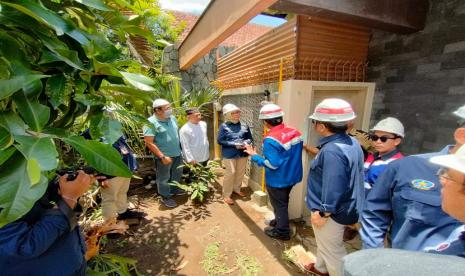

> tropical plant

[
  {"left": 87, "top": 253, "right": 141, "bottom": 276},
  {"left": 171, "top": 161, "right": 220, "bottom": 203},
  {"left": 0, "top": 0, "right": 181, "bottom": 227}
]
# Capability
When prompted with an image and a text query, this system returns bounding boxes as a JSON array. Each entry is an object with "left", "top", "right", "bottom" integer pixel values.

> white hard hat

[
  {"left": 453, "top": 104, "right": 465, "bottom": 120},
  {"left": 222, "top": 103, "right": 240, "bottom": 114},
  {"left": 259, "top": 103, "right": 284, "bottom": 119},
  {"left": 430, "top": 144, "right": 465, "bottom": 175},
  {"left": 309, "top": 98, "right": 356, "bottom": 122},
  {"left": 371, "top": 117, "right": 405, "bottom": 138},
  {"left": 152, "top": 98, "right": 170, "bottom": 108}
]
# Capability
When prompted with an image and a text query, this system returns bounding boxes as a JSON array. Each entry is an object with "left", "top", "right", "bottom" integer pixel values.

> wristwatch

[{"left": 318, "top": 211, "right": 330, "bottom": 218}]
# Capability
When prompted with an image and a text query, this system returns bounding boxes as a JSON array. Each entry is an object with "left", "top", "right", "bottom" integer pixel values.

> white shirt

[{"left": 179, "top": 121, "right": 209, "bottom": 163}]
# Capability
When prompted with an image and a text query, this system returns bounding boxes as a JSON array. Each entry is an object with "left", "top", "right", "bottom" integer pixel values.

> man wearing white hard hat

[
  {"left": 361, "top": 105, "right": 464, "bottom": 252},
  {"left": 217, "top": 103, "right": 253, "bottom": 205},
  {"left": 340, "top": 121, "right": 465, "bottom": 276},
  {"left": 143, "top": 99, "right": 182, "bottom": 208},
  {"left": 304, "top": 98, "right": 365, "bottom": 276},
  {"left": 426, "top": 144, "right": 465, "bottom": 257},
  {"left": 244, "top": 103, "right": 303, "bottom": 241},
  {"left": 364, "top": 117, "right": 405, "bottom": 192}
]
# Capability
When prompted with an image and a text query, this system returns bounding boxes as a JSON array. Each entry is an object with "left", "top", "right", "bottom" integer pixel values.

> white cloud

[{"left": 159, "top": 0, "right": 210, "bottom": 14}]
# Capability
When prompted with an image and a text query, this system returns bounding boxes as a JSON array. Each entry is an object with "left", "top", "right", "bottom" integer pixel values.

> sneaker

[
  {"left": 117, "top": 210, "right": 146, "bottom": 220},
  {"left": 264, "top": 228, "right": 290, "bottom": 241},
  {"left": 162, "top": 197, "right": 177, "bottom": 208},
  {"left": 303, "top": 263, "right": 329, "bottom": 276},
  {"left": 233, "top": 191, "right": 245, "bottom": 197}
]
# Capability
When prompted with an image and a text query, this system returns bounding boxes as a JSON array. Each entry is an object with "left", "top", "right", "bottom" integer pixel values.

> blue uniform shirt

[
  {"left": 425, "top": 225, "right": 465, "bottom": 258},
  {"left": 0, "top": 203, "right": 86, "bottom": 275},
  {"left": 361, "top": 146, "right": 463, "bottom": 251},
  {"left": 251, "top": 124, "right": 303, "bottom": 188},
  {"left": 143, "top": 115, "right": 181, "bottom": 157},
  {"left": 306, "top": 133, "right": 365, "bottom": 225},
  {"left": 217, "top": 121, "right": 253, "bottom": 159}
]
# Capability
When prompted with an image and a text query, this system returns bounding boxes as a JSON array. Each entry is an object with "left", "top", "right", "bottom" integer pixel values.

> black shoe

[
  {"left": 264, "top": 228, "right": 290, "bottom": 241},
  {"left": 162, "top": 197, "right": 177, "bottom": 208},
  {"left": 117, "top": 210, "right": 146, "bottom": 220}
]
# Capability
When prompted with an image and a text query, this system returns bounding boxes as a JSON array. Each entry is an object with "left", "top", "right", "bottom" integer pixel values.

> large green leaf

[
  {"left": 101, "top": 118, "right": 123, "bottom": 145},
  {"left": 1, "top": 0, "right": 90, "bottom": 45},
  {"left": 101, "top": 85, "right": 153, "bottom": 103},
  {"left": 13, "top": 92, "right": 50, "bottom": 132},
  {"left": 0, "top": 152, "right": 48, "bottom": 227},
  {"left": 27, "top": 158, "right": 41, "bottom": 186},
  {"left": 76, "top": 0, "right": 112, "bottom": 11},
  {"left": 0, "top": 75, "right": 49, "bottom": 100},
  {"left": 1, "top": 0, "right": 68, "bottom": 35},
  {"left": 0, "top": 112, "right": 27, "bottom": 136},
  {"left": 45, "top": 74, "right": 69, "bottom": 108},
  {"left": 37, "top": 33, "right": 84, "bottom": 70},
  {"left": 0, "top": 147, "right": 16, "bottom": 166},
  {"left": 0, "top": 126, "right": 14, "bottom": 150},
  {"left": 120, "top": 71, "right": 155, "bottom": 91},
  {"left": 14, "top": 135, "right": 58, "bottom": 171},
  {"left": 61, "top": 136, "right": 132, "bottom": 177}
]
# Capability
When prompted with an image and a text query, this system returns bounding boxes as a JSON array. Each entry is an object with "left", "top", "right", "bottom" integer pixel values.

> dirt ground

[{"left": 103, "top": 180, "right": 361, "bottom": 276}]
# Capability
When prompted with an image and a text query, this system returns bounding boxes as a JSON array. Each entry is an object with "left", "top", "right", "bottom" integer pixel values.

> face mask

[{"left": 164, "top": 109, "right": 173, "bottom": 117}]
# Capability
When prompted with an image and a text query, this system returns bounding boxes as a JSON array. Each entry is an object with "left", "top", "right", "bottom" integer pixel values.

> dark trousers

[{"left": 267, "top": 185, "right": 293, "bottom": 235}]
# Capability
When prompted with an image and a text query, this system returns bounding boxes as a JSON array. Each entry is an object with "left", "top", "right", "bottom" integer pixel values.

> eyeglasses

[
  {"left": 437, "top": 168, "right": 457, "bottom": 183},
  {"left": 369, "top": 134, "right": 397, "bottom": 142}
]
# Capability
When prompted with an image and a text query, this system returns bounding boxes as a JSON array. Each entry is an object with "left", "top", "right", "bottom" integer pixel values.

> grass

[
  {"left": 236, "top": 254, "right": 262, "bottom": 276},
  {"left": 200, "top": 242, "right": 263, "bottom": 276},
  {"left": 200, "top": 242, "right": 230, "bottom": 275}
]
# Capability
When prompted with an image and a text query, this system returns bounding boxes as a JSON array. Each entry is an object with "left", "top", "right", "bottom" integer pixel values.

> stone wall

[
  {"left": 368, "top": 0, "right": 465, "bottom": 154},
  {"left": 162, "top": 45, "right": 234, "bottom": 91}
]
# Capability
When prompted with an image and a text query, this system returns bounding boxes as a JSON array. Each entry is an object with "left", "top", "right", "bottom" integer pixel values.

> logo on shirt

[
  {"left": 411, "top": 179, "right": 435, "bottom": 190},
  {"left": 435, "top": 242, "right": 450, "bottom": 252}
]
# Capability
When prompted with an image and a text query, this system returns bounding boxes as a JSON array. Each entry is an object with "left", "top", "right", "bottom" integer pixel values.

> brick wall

[{"left": 368, "top": 0, "right": 465, "bottom": 154}]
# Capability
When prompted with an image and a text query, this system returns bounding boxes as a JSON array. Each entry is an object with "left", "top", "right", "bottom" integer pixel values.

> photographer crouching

[{"left": 0, "top": 171, "right": 98, "bottom": 275}]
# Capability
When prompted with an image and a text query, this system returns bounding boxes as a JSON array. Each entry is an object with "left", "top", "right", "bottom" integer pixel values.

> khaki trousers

[
  {"left": 222, "top": 157, "right": 248, "bottom": 198},
  {"left": 100, "top": 177, "right": 130, "bottom": 220},
  {"left": 312, "top": 218, "right": 347, "bottom": 276}
]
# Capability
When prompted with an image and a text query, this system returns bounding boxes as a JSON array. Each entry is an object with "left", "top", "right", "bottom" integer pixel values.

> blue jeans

[
  {"left": 155, "top": 155, "right": 183, "bottom": 198},
  {"left": 267, "top": 185, "right": 293, "bottom": 236}
]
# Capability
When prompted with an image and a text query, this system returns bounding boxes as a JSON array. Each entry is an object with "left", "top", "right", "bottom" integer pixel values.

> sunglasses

[{"left": 370, "top": 134, "right": 398, "bottom": 142}]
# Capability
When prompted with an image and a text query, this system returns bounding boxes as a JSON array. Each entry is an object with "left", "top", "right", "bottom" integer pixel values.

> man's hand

[
  {"left": 161, "top": 156, "right": 172, "bottom": 165},
  {"left": 59, "top": 171, "right": 94, "bottom": 208},
  {"left": 303, "top": 144, "right": 320, "bottom": 156},
  {"left": 311, "top": 211, "right": 328, "bottom": 229},
  {"left": 243, "top": 144, "right": 257, "bottom": 156}
]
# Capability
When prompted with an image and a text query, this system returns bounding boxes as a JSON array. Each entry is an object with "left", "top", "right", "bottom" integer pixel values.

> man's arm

[
  {"left": 320, "top": 150, "right": 348, "bottom": 214},
  {"left": 179, "top": 128, "right": 195, "bottom": 163},
  {"left": 250, "top": 140, "right": 285, "bottom": 170},
  {"left": 360, "top": 164, "right": 396, "bottom": 248}
]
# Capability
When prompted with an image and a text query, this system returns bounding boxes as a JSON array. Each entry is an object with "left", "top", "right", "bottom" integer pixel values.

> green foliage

[
  {"left": 171, "top": 161, "right": 220, "bottom": 203},
  {"left": 87, "top": 253, "right": 141, "bottom": 276},
  {"left": 236, "top": 254, "right": 262, "bottom": 276},
  {"left": 0, "top": 0, "right": 183, "bottom": 226},
  {"left": 200, "top": 242, "right": 230, "bottom": 275}
]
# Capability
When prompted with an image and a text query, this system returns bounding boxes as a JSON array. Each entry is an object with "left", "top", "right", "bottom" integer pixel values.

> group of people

[
  {"left": 2, "top": 94, "right": 465, "bottom": 276},
  {"left": 218, "top": 98, "right": 465, "bottom": 276}
]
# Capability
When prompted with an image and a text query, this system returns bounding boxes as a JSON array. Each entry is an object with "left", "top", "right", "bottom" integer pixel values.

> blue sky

[{"left": 159, "top": 0, "right": 286, "bottom": 27}]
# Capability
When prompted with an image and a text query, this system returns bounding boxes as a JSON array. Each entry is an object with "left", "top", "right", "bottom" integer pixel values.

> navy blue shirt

[
  {"left": 217, "top": 121, "right": 253, "bottom": 159},
  {"left": 0, "top": 202, "right": 86, "bottom": 275},
  {"left": 306, "top": 133, "right": 365, "bottom": 225},
  {"left": 426, "top": 225, "right": 465, "bottom": 258},
  {"left": 361, "top": 146, "right": 463, "bottom": 251}
]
